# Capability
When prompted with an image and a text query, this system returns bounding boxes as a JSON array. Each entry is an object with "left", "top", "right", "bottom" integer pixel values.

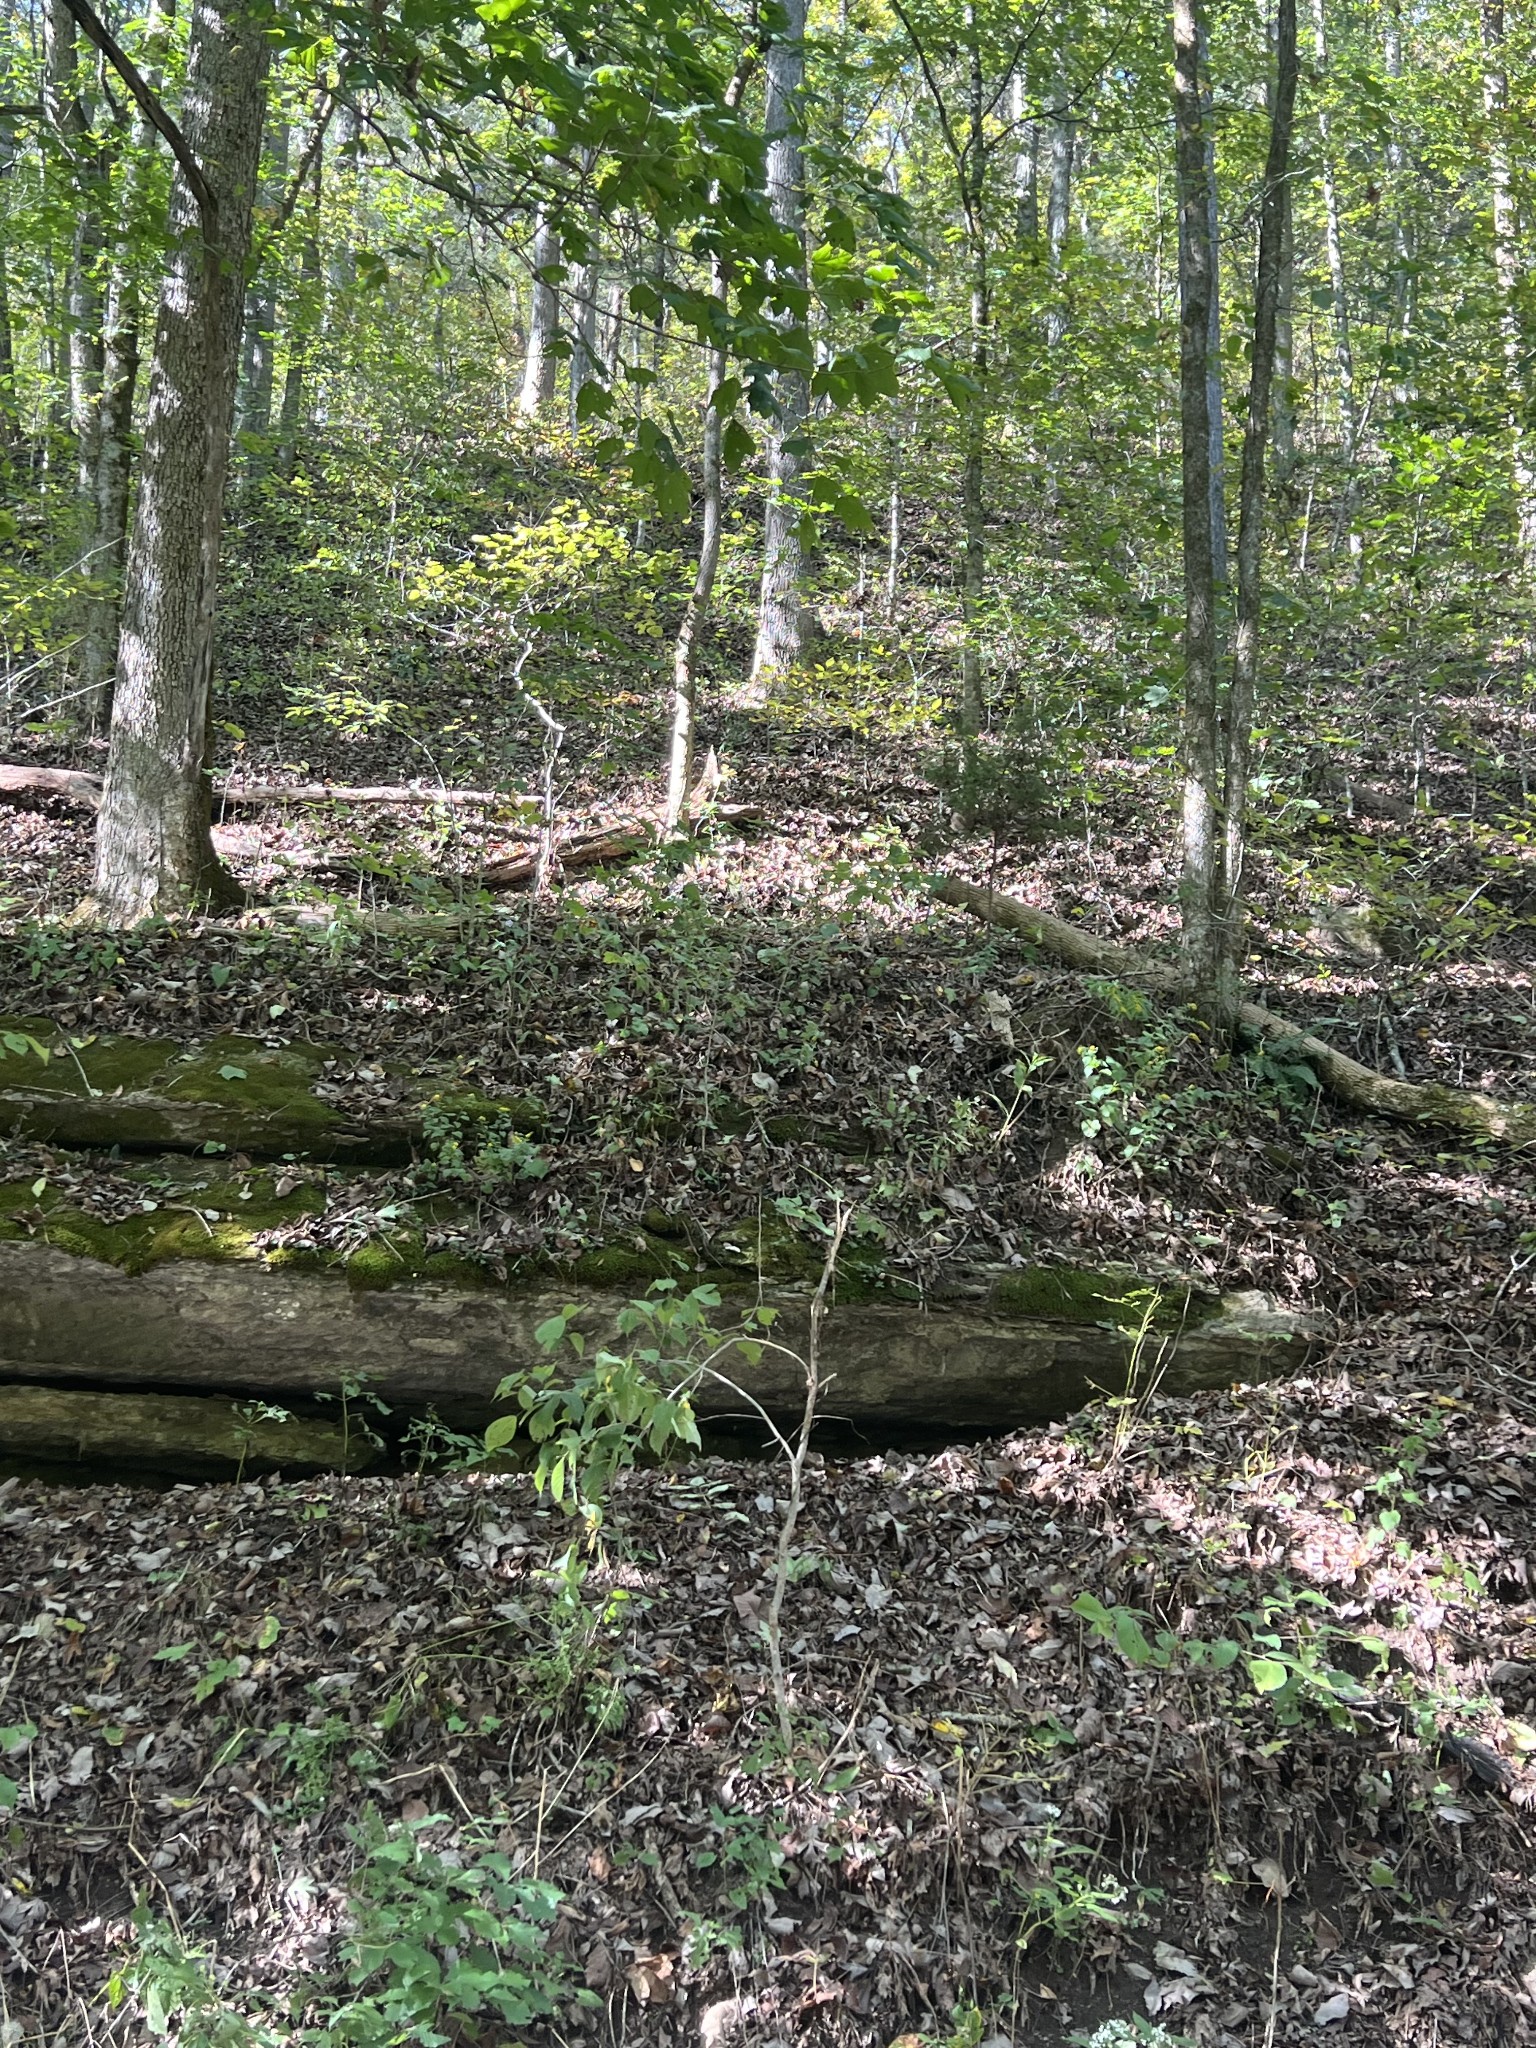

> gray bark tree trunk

[
  {"left": 1221, "top": 0, "right": 1298, "bottom": 1003},
  {"left": 1312, "top": 0, "right": 1361, "bottom": 558},
  {"left": 0, "top": 107, "right": 20, "bottom": 454},
  {"left": 958, "top": 26, "right": 989, "bottom": 740},
  {"left": 237, "top": 118, "right": 289, "bottom": 461},
  {"left": 1044, "top": 36, "right": 1073, "bottom": 346},
  {"left": 518, "top": 209, "right": 560, "bottom": 417},
  {"left": 1173, "top": 0, "right": 1222, "bottom": 1006},
  {"left": 665, "top": 334, "right": 725, "bottom": 827},
  {"left": 78, "top": 0, "right": 172, "bottom": 727},
  {"left": 567, "top": 254, "right": 599, "bottom": 432},
  {"left": 275, "top": 151, "right": 321, "bottom": 478},
  {"left": 1480, "top": 0, "right": 1536, "bottom": 578},
  {"left": 749, "top": 0, "right": 811, "bottom": 693},
  {"left": 85, "top": 0, "right": 273, "bottom": 925},
  {"left": 1197, "top": 17, "right": 1229, "bottom": 582}
]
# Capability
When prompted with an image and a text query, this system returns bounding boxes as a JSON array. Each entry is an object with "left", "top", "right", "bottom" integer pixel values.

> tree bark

[
  {"left": 933, "top": 874, "right": 1536, "bottom": 1145},
  {"left": 1172, "top": 0, "right": 1222, "bottom": 1009},
  {"left": 44, "top": 0, "right": 105, "bottom": 536},
  {"left": 958, "top": 28, "right": 989, "bottom": 740},
  {"left": 78, "top": 0, "right": 172, "bottom": 728},
  {"left": 666, "top": 343, "right": 726, "bottom": 826},
  {"left": 1222, "top": 0, "right": 1298, "bottom": 988},
  {"left": 274, "top": 151, "right": 321, "bottom": 478},
  {"left": 1271, "top": 151, "right": 1297, "bottom": 502},
  {"left": 1197, "top": 16, "right": 1229, "bottom": 583},
  {"left": 1044, "top": 34, "right": 1073, "bottom": 347},
  {"left": 518, "top": 208, "right": 561, "bottom": 417},
  {"left": 749, "top": 0, "right": 811, "bottom": 694},
  {"left": 567, "top": 251, "right": 599, "bottom": 432},
  {"left": 1312, "top": 0, "right": 1361, "bottom": 558},
  {"left": 83, "top": 0, "right": 273, "bottom": 926},
  {"left": 0, "top": 107, "right": 19, "bottom": 454},
  {"left": 1480, "top": 0, "right": 1536, "bottom": 578},
  {"left": 237, "top": 117, "right": 289, "bottom": 465}
]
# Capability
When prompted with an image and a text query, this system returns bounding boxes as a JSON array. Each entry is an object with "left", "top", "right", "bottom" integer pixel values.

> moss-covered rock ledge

[{"left": 0, "top": 1213, "right": 1322, "bottom": 1437}]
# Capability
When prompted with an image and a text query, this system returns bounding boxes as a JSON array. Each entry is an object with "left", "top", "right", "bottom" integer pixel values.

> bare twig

[{"left": 764, "top": 1207, "right": 850, "bottom": 1751}]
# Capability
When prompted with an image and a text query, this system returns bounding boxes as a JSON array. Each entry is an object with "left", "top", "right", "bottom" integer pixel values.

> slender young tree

[
  {"left": 749, "top": 0, "right": 811, "bottom": 692},
  {"left": 82, "top": 0, "right": 273, "bottom": 923},
  {"left": 236, "top": 118, "right": 289, "bottom": 456},
  {"left": 79, "top": 0, "right": 171, "bottom": 724},
  {"left": 1220, "top": 0, "right": 1298, "bottom": 996},
  {"left": 1480, "top": 0, "right": 1536, "bottom": 577},
  {"left": 1172, "top": 0, "right": 1221, "bottom": 1004},
  {"left": 518, "top": 207, "right": 560, "bottom": 416},
  {"left": 275, "top": 147, "right": 321, "bottom": 477},
  {"left": 1311, "top": 0, "right": 1360, "bottom": 557}
]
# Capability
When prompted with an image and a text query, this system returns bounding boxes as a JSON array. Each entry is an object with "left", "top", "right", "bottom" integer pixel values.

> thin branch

[
  {"left": 249, "top": 91, "right": 335, "bottom": 275},
  {"left": 56, "top": 0, "right": 217, "bottom": 235}
]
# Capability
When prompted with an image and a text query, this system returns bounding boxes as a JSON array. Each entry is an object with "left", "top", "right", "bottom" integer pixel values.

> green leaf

[
  {"left": 484, "top": 1414, "right": 521, "bottom": 1453},
  {"left": 256, "top": 1615, "right": 281, "bottom": 1651},
  {"left": 1247, "top": 1656, "right": 1290, "bottom": 1693},
  {"left": 218, "top": 1064, "right": 247, "bottom": 1081},
  {"left": 153, "top": 1643, "right": 196, "bottom": 1663}
]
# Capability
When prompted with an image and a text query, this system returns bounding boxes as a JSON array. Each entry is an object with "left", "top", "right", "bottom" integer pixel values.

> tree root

[{"left": 933, "top": 874, "right": 1536, "bottom": 1148}]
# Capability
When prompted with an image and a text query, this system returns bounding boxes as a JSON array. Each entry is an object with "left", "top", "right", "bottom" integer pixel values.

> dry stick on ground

[{"left": 933, "top": 873, "right": 1536, "bottom": 1146}]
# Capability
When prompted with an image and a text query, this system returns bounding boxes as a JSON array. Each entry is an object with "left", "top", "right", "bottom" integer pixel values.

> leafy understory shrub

[
  {"left": 1072, "top": 2022, "right": 1190, "bottom": 2048},
  {"left": 114, "top": 1812, "right": 586, "bottom": 2046}
]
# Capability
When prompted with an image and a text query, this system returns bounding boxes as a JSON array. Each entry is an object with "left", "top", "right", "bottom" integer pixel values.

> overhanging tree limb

[
  {"left": 933, "top": 874, "right": 1536, "bottom": 1147},
  {"left": 57, "top": 0, "right": 218, "bottom": 236}
]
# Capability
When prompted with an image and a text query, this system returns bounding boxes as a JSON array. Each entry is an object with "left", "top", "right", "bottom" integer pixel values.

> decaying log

[
  {"left": 481, "top": 804, "right": 763, "bottom": 889},
  {"left": 0, "top": 1237, "right": 1321, "bottom": 1439},
  {"left": 0, "top": 764, "right": 104, "bottom": 807},
  {"left": 934, "top": 874, "right": 1536, "bottom": 1146},
  {"left": 0, "top": 1382, "right": 379, "bottom": 1478},
  {"left": 0, "top": 765, "right": 526, "bottom": 811}
]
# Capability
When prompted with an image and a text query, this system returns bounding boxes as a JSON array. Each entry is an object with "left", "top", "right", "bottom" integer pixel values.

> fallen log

[
  {"left": 0, "top": 1235, "right": 1320, "bottom": 1439},
  {"left": 0, "top": 1382, "right": 379, "bottom": 1478},
  {"left": 0, "top": 765, "right": 526, "bottom": 811},
  {"left": 0, "top": 764, "right": 104, "bottom": 807},
  {"left": 933, "top": 874, "right": 1536, "bottom": 1147},
  {"left": 0, "top": 1018, "right": 539, "bottom": 1160},
  {"left": 480, "top": 804, "right": 763, "bottom": 890}
]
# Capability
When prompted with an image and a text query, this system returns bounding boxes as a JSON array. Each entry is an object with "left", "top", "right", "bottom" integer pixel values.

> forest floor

[
  {"left": 2, "top": 1365, "right": 1535, "bottom": 2047},
  {"left": 3, "top": 466, "right": 1536, "bottom": 2041}
]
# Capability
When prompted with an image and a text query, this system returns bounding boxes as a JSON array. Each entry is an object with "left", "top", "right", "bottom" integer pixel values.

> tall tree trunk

[
  {"left": 749, "top": 0, "right": 811, "bottom": 693},
  {"left": 1272, "top": 158, "right": 1297, "bottom": 503},
  {"left": 85, "top": 0, "right": 272, "bottom": 926},
  {"left": 602, "top": 273, "right": 625, "bottom": 384},
  {"left": 518, "top": 209, "right": 560, "bottom": 417},
  {"left": 79, "top": 0, "right": 171, "bottom": 727},
  {"left": 1011, "top": 74, "right": 1039, "bottom": 243},
  {"left": 1312, "top": 0, "right": 1361, "bottom": 557},
  {"left": 237, "top": 118, "right": 289, "bottom": 462},
  {"left": 567, "top": 253, "right": 599, "bottom": 431},
  {"left": 1198, "top": 17, "right": 1229, "bottom": 582},
  {"left": 0, "top": 108, "right": 19, "bottom": 454},
  {"left": 1173, "top": 0, "right": 1221, "bottom": 1005},
  {"left": 275, "top": 152, "right": 321, "bottom": 478},
  {"left": 1480, "top": 0, "right": 1536, "bottom": 578},
  {"left": 1221, "top": 0, "right": 1298, "bottom": 1012},
  {"left": 958, "top": 30, "right": 989, "bottom": 739},
  {"left": 665, "top": 336, "right": 725, "bottom": 827},
  {"left": 1382, "top": 0, "right": 1415, "bottom": 397},
  {"left": 1044, "top": 34, "right": 1073, "bottom": 346},
  {"left": 44, "top": 3, "right": 105, "bottom": 591}
]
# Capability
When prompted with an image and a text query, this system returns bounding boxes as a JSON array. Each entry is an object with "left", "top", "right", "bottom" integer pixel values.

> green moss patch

[{"left": 989, "top": 1264, "right": 1217, "bottom": 1329}]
